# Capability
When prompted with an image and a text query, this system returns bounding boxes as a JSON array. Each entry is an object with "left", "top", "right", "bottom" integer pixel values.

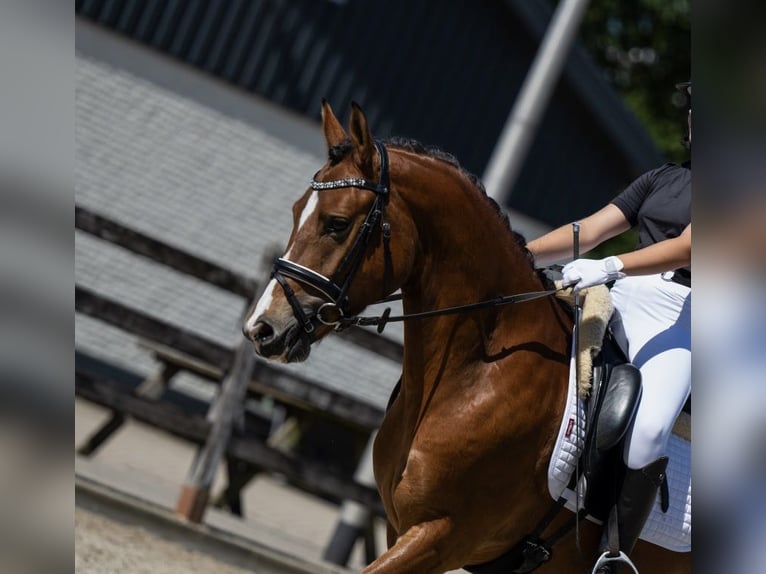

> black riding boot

[{"left": 595, "top": 456, "right": 669, "bottom": 573}]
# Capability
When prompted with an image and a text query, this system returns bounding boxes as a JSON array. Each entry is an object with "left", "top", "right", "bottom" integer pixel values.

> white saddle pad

[{"left": 547, "top": 351, "right": 691, "bottom": 552}]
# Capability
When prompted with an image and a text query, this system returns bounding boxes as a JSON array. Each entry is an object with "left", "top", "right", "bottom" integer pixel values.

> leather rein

[{"left": 271, "top": 140, "right": 559, "bottom": 335}]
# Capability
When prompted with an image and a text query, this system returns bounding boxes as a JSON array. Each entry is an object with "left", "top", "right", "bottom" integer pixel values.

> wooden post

[
  {"left": 175, "top": 337, "right": 256, "bottom": 522},
  {"left": 176, "top": 245, "right": 267, "bottom": 524}
]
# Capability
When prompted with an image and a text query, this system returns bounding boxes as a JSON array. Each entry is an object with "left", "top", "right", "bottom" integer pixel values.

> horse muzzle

[{"left": 244, "top": 316, "right": 313, "bottom": 363}]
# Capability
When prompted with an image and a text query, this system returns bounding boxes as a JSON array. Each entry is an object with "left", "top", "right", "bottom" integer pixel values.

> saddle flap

[
  {"left": 581, "top": 360, "right": 642, "bottom": 519},
  {"left": 595, "top": 363, "right": 642, "bottom": 451}
]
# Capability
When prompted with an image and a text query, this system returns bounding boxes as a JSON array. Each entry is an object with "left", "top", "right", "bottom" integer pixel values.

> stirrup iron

[{"left": 591, "top": 550, "right": 639, "bottom": 574}]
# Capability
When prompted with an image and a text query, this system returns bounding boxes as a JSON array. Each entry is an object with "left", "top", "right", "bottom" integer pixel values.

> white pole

[{"left": 483, "top": 0, "right": 592, "bottom": 202}]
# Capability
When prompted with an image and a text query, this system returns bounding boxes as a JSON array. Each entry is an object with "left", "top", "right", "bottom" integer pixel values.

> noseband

[{"left": 271, "top": 140, "right": 393, "bottom": 333}]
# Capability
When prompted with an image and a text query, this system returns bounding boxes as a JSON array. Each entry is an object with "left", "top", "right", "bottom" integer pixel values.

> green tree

[{"left": 575, "top": 0, "right": 691, "bottom": 162}]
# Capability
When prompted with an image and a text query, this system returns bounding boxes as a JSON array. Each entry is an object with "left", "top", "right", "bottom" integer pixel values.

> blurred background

[{"left": 1, "top": 0, "right": 764, "bottom": 572}]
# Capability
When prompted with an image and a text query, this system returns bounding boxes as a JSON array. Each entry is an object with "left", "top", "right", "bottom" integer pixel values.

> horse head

[{"left": 244, "top": 102, "right": 417, "bottom": 362}]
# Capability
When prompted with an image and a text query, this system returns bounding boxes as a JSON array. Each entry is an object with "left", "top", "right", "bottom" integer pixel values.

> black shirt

[{"left": 611, "top": 162, "right": 691, "bottom": 263}]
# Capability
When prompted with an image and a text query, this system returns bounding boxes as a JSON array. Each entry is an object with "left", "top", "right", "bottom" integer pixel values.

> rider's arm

[
  {"left": 618, "top": 223, "right": 691, "bottom": 275},
  {"left": 527, "top": 204, "right": 631, "bottom": 266}
]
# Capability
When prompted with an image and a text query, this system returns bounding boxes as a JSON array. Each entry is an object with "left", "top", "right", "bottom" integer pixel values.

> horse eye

[{"left": 326, "top": 217, "right": 350, "bottom": 235}]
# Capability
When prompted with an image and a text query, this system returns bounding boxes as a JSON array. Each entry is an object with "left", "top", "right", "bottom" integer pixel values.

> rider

[{"left": 527, "top": 81, "right": 691, "bottom": 571}]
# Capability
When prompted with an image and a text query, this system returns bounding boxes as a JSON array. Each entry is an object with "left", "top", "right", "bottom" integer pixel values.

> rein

[{"left": 329, "top": 287, "right": 561, "bottom": 334}]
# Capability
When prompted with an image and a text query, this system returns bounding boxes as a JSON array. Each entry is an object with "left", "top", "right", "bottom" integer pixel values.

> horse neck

[
  {"left": 394, "top": 151, "right": 544, "bottom": 318},
  {"left": 393, "top": 151, "right": 557, "bottom": 399}
]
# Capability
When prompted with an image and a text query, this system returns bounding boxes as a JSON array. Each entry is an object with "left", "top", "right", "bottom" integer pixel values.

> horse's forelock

[{"left": 328, "top": 139, "right": 353, "bottom": 164}]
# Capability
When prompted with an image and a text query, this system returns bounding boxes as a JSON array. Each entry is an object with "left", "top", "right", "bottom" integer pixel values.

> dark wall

[{"left": 76, "top": 0, "right": 658, "bottom": 227}]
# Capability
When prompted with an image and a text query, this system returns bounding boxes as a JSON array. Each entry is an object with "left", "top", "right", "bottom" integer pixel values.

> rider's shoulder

[
  {"left": 656, "top": 161, "right": 689, "bottom": 172},
  {"left": 645, "top": 162, "right": 690, "bottom": 181}
]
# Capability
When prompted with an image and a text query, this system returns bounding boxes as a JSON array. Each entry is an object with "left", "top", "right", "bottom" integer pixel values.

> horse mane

[{"left": 328, "top": 137, "right": 548, "bottom": 285}]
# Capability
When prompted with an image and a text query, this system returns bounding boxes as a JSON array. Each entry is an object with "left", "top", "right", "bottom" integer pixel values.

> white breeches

[{"left": 610, "top": 273, "right": 691, "bottom": 469}]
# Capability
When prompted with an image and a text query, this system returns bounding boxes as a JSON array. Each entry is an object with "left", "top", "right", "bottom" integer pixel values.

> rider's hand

[{"left": 562, "top": 256, "right": 625, "bottom": 293}]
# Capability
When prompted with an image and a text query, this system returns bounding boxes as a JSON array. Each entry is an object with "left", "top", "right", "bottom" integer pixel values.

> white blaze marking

[
  {"left": 298, "top": 190, "right": 319, "bottom": 230},
  {"left": 245, "top": 190, "right": 319, "bottom": 330},
  {"left": 245, "top": 278, "right": 277, "bottom": 332}
]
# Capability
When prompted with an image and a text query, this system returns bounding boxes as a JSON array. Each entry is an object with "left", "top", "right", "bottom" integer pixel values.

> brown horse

[{"left": 243, "top": 102, "right": 691, "bottom": 574}]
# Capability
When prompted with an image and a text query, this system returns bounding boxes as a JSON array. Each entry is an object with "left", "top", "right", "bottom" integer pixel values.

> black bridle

[{"left": 271, "top": 140, "right": 394, "bottom": 334}]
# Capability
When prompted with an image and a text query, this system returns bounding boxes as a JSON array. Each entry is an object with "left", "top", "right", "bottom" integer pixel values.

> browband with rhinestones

[{"left": 311, "top": 177, "right": 370, "bottom": 191}]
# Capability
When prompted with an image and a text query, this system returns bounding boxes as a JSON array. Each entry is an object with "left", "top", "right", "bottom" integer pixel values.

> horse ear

[
  {"left": 349, "top": 101, "right": 375, "bottom": 174},
  {"left": 321, "top": 99, "right": 348, "bottom": 150}
]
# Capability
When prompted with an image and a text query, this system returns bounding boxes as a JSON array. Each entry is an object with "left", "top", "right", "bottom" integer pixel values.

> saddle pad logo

[{"left": 565, "top": 417, "right": 575, "bottom": 438}]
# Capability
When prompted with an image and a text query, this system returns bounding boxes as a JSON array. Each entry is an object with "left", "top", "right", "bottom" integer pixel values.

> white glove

[{"left": 562, "top": 256, "right": 625, "bottom": 292}]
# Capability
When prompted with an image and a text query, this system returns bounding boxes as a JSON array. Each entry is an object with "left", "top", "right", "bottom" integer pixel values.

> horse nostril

[{"left": 246, "top": 320, "right": 275, "bottom": 344}]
